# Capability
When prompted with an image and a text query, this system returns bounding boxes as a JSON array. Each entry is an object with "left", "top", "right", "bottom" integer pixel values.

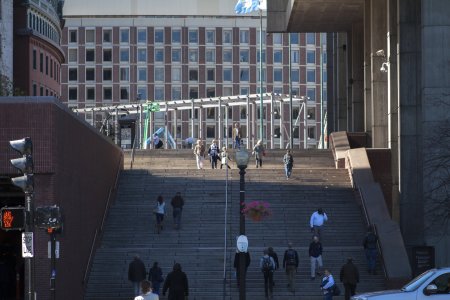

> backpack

[
  {"left": 261, "top": 257, "right": 273, "bottom": 274},
  {"left": 286, "top": 249, "right": 296, "bottom": 266}
]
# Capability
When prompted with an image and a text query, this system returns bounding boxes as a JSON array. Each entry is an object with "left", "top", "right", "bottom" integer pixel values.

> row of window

[
  {"left": 67, "top": 84, "right": 322, "bottom": 103},
  {"left": 68, "top": 27, "right": 318, "bottom": 46},
  {"left": 32, "top": 49, "right": 60, "bottom": 83},
  {"left": 28, "top": 11, "right": 60, "bottom": 44},
  {"left": 67, "top": 47, "right": 325, "bottom": 65},
  {"left": 32, "top": 82, "right": 58, "bottom": 97}
]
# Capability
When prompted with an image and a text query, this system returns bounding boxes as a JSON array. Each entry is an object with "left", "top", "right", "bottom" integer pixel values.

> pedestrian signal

[{"left": 1, "top": 206, "right": 26, "bottom": 230}]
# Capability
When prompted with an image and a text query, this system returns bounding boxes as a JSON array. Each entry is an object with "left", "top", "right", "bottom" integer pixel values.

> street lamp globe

[{"left": 235, "top": 149, "right": 250, "bottom": 169}]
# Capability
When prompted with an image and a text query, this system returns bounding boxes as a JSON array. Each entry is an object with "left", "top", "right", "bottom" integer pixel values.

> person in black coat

[
  {"left": 162, "top": 263, "right": 189, "bottom": 300},
  {"left": 128, "top": 255, "right": 147, "bottom": 296},
  {"left": 148, "top": 261, "right": 164, "bottom": 295},
  {"left": 340, "top": 257, "right": 360, "bottom": 300},
  {"left": 233, "top": 250, "right": 251, "bottom": 287}
]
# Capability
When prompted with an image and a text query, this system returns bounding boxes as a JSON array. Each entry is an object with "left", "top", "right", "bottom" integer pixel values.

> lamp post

[{"left": 235, "top": 149, "right": 250, "bottom": 300}]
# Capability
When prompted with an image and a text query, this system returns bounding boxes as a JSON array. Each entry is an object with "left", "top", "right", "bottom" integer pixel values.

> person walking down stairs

[
  {"left": 208, "top": 139, "right": 220, "bottom": 169},
  {"left": 193, "top": 140, "right": 205, "bottom": 169},
  {"left": 220, "top": 147, "right": 232, "bottom": 169},
  {"left": 310, "top": 208, "right": 328, "bottom": 239},
  {"left": 283, "top": 242, "right": 299, "bottom": 293},
  {"left": 162, "top": 263, "right": 189, "bottom": 300},
  {"left": 252, "top": 140, "right": 265, "bottom": 168},
  {"left": 283, "top": 149, "right": 294, "bottom": 180},
  {"left": 320, "top": 269, "right": 336, "bottom": 300},
  {"left": 171, "top": 192, "right": 184, "bottom": 230},
  {"left": 134, "top": 280, "right": 159, "bottom": 300},
  {"left": 309, "top": 235, "right": 324, "bottom": 281},
  {"left": 154, "top": 195, "right": 166, "bottom": 234},
  {"left": 128, "top": 255, "right": 147, "bottom": 297}
]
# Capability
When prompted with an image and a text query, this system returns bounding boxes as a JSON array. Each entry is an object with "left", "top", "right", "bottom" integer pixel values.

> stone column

[
  {"left": 370, "top": 0, "right": 388, "bottom": 147},
  {"left": 398, "top": 0, "right": 423, "bottom": 247},
  {"left": 364, "top": 0, "right": 372, "bottom": 143},
  {"left": 351, "top": 22, "right": 365, "bottom": 132},
  {"left": 421, "top": 0, "right": 450, "bottom": 266},
  {"left": 326, "top": 33, "right": 335, "bottom": 134}
]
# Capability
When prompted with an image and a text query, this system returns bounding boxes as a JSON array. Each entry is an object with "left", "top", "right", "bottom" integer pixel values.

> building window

[
  {"left": 172, "top": 67, "right": 181, "bottom": 81},
  {"left": 206, "top": 49, "right": 215, "bottom": 63},
  {"left": 86, "top": 87, "right": 95, "bottom": 101},
  {"left": 137, "top": 28, "right": 147, "bottom": 43},
  {"left": 273, "top": 50, "right": 282, "bottom": 63},
  {"left": 257, "top": 30, "right": 266, "bottom": 45},
  {"left": 257, "top": 50, "right": 266, "bottom": 63},
  {"left": 223, "top": 30, "right": 232, "bottom": 44},
  {"left": 240, "top": 49, "right": 249, "bottom": 63},
  {"left": 32, "top": 49, "right": 37, "bottom": 70},
  {"left": 155, "top": 49, "right": 164, "bottom": 62},
  {"left": 137, "top": 86, "right": 147, "bottom": 101},
  {"left": 307, "top": 69, "right": 316, "bottom": 82},
  {"left": 306, "top": 33, "right": 315, "bottom": 45},
  {"left": 206, "top": 88, "right": 215, "bottom": 98},
  {"left": 86, "top": 68, "right": 95, "bottom": 81},
  {"left": 290, "top": 33, "right": 299, "bottom": 44},
  {"left": 240, "top": 87, "right": 249, "bottom": 96},
  {"left": 189, "top": 69, "right": 198, "bottom": 81},
  {"left": 273, "top": 87, "right": 282, "bottom": 94},
  {"left": 223, "top": 68, "right": 232, "bottom": 81},
  {"left": 307, "top": 50, "right": 315, "bottom": 64},
  {"left": 40, "top": 86, "right": 44, "bottom": 96},
  {"left": 103, "top": 68, "right": 112, "bottom": 81},
  {"left": 172, "top": 29, "right": 181, "bottom": 43},
  {"left": 120, "top": 28, "right": 129, "bottom": 43},
  {"left": 154, "top": 29, "right": 164, "bottom": 43},
  {"left": 86, "top": 49, "right": 95, "bottom": 62},
  {"left": 137, "top": 48, "right": 147, "bottom": 62},
  {"left": 206, "top": 126, "right": 215, "bottom": 138},
  {"left": 273, "top": 68, "right": 282, "bottom": 82},
  {"left": 103, "top": 87, "right": 112, "bottom": 100},
  {"left": 240, "top": 30, "right": 249, "bottom": 44},
  {"left": 172, "top": 87, "right": 181, "bottom": 100},
  {"left": 69, "top": 29, "right": 77, "bottom": 43},
  {"left": 206, "top": 68, "right": 215, "bottom": 81},
  {"left": 189, "top": 49, "right": 198, "bottom": 63},
  {"left": 307, "top": 87, "right": 316, "bottom": 101},
  {"left": 103, "top": 29, "right": 112, "bottom": 43},
  {"left": 206, "top": 30, "right": 215, "bottom": 44},
  {"left": 291, "top": 69, "right": 299, "bottom": 82},
  {"left": 291, "top": 50, "right": 299, "bottom": 63},
  {"left": 32, "top": 84, "right": 37, "bottom": 96},
  {"left": 188, "top": 30, "right": 198, "bottom": 43},
  {"left": 257, "top": 69, "right": 266, "bottom": 81},
  {"left": 223, "top": 86, "right": 232, "bottom": 96},
  {"left": 68, "top": 68, "right": 77, "bottom": 81},
  {"left": 307, "top": 107, "right": 316, "bottom": 120},
  {"left": 50, "top": 58, "right": 53, "bottom": 77},
  {"left": 138, "top": 67, "right": 147, "bottom": 81},
  {"left": 103, "top": 49, "right": 112, "bottom": 62},
  {"left": 68, "top": 49, "right": 77, "bottom": 63},
  {"left": 68, "top": 87, "right": 77, "bottom": 100},
  {"left": 85, "top": 29, "right": 95, "bottom": 43},
  {"left": 223, "top": 49, "right": 232, "bottom": 63},
  {"left": 39, "top": 53, "right": 44, "bottom": 72},
  {"left": 120, "top": 67, "right": 129, "bottom": 81},
  {"left": 120, "top": 48, "right": 129, "bottom": 62},
  {"left": 240, "top": 68, "right": 249, "bottom": 81},
  {"left": 172, "top": 49, "right": 181, "bottom": 62},
  {"left": 308, "top": 126, "right": 316, "bottom": 139},
  {"left": 273, "top": 33, "right": 282, "bottom": 45},
  {"left": 120, "top": 87, "right": 129, "bottom": 101},
  {"left": 189, "top": 87, "right": 198, "bottom": 99},
  {"left": 155, "top": 67, "right": 164, "bottom": 82},
  {"left": 155, "top": 86, "right": 164, "bottom": 100}
]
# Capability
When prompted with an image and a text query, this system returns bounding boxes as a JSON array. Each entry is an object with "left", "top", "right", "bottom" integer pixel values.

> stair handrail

[
  {"left": 357, "top": 188, "right": 388, "bottom": 279},
  {"left": 83, "top": 153, "right": 123, "bottom": 288}
]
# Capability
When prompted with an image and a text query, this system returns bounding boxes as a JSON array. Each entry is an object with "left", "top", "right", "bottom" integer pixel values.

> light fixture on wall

[{"left": 375, "top": 49, "right": 389, "bottom": 73}]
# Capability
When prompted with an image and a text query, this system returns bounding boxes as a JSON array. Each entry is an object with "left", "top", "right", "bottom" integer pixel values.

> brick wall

[{"left": 0, "top": 97, "right": 123, "bottom": 300}]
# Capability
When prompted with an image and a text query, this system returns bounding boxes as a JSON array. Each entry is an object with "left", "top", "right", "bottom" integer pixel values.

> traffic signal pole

[{"left": 25, "top": 193, "right": 34, "bottom": 300}]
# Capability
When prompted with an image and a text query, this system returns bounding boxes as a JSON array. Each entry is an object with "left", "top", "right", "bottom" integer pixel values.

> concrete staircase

[{"left": 85, "top": 149, "right": 385, "bottom": 300}]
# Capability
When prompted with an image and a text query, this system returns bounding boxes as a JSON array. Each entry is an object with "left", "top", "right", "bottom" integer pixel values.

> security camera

[
  {"left": 375, "top": 49, "right": 385, "bottom": 57},
  {"left": 380, "top": 62, "right": 389, "bottom": 73}
]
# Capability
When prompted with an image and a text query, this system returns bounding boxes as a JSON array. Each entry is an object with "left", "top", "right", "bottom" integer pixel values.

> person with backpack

[
  {"left": 363, "top": 225, "right": 378, "bottom": 275},
  {"left": 259, "top": 249, "right": 276, "bottom": 299},
  {"left": 283, "top": 149, "right": 294, "bottom": 180},
  {"left": 208, "top": 139, "right": 220, "bottom": 169},
  {"left": 282, "top": 242, "right": 299, "bottom": 292},
  {"left": 309, "top": 235, "right": 323, "bottom": 280},
  {"left": 267, "top": 247, "right": 279, "bottom": 287},
  {"left": 171, "top": 192, "right": 184, "bottom": 230},
  {"left": 340, "top": 257, "right": 359, "bottom": 300},
  {"left": 320, "top": 269, "right": 337, "bottom": 300}
]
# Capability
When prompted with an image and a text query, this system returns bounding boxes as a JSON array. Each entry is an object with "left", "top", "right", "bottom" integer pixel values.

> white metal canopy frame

[{"left": 72, "top": 93, "right": 312, "bottom": 150}]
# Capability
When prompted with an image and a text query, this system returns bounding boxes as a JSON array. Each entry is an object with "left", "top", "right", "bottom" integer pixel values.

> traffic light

[
  {"left": 1, "top": 207, "right": 26, "bottom": 230},
  {"left": 9, "top": 137, "right": 34, "bottom": 193}
]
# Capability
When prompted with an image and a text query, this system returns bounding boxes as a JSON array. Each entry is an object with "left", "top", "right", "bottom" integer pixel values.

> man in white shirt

[{"left": 310, "top": 208, "right": 328, "bottom": 239}]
